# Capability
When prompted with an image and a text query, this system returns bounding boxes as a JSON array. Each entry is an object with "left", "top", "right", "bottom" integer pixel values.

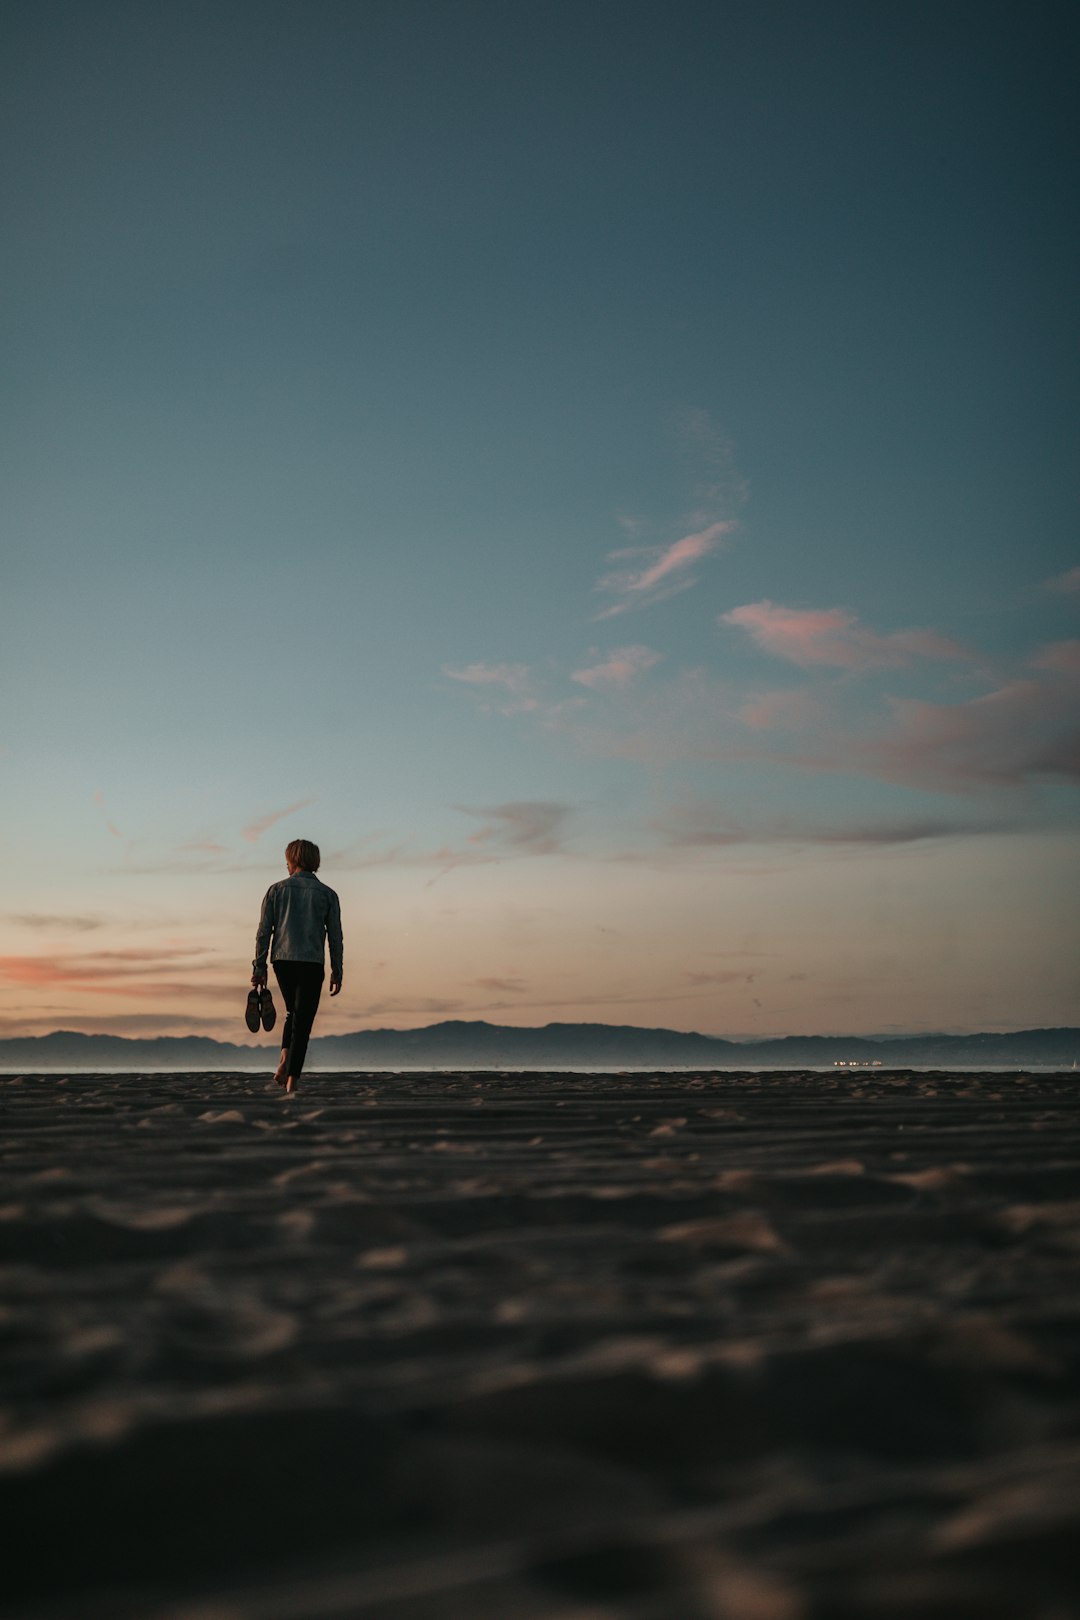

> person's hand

[
  {"left": 329, "top": 978, "right": 342, "bottom": 997},
  {"left": 251, "top": 972, "right": 267, "bottom": 989}
]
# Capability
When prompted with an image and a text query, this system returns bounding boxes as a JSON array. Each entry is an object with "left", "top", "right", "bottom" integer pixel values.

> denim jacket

[{"left": 253, "top": 871, "right": 344, "bottom": 981}]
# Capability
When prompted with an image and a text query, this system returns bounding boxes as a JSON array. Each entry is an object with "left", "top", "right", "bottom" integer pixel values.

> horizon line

[{"left": 2, "top": 1019, "right": 1077, "bottom": 1046}]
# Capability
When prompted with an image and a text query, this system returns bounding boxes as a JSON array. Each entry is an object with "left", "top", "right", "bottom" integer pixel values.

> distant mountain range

[{"left": 1, "top": 1020, "right": 1078, "bottom": 1070}]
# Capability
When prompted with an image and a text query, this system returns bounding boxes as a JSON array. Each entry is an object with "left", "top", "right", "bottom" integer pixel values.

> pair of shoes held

[{"left": 259, "top": 988, "right": 276, "bottom": 1032}]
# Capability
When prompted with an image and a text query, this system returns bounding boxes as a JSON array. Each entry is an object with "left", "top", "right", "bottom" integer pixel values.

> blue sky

[{"left": 2, "top": 0, "right": 1077, "bottom": 1039}]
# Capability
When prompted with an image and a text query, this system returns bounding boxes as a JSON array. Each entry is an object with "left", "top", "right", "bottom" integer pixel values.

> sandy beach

[{"left": 2, "top": 1067, "right": 1079, "bottom": 1620}]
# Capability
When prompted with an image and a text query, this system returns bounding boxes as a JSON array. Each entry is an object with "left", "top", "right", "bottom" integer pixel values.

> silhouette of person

[{"left": 252, "top": 839, "right": 343, "bottom": 1093}]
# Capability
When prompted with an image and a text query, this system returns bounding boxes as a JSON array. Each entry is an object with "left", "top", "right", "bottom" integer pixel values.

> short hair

[{"left": 286, "top": 838, "right": 320, "bottom": 872}]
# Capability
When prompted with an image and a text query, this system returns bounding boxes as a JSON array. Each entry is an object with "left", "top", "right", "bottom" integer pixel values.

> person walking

[{"left": 252, "top": 839, "right": 343, "bottom": 1093}]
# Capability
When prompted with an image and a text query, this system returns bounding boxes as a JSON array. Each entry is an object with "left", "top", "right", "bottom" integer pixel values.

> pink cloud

[
  {"left": 683, "top": 970, "right": 757, "bottom": 985},
  {"left": 241, "top": 796, "right": 316, "bottom": 845},
  {"left": 93, "top": 790, "right": 124, "bottom": 840},
  {"left": 628, "top": 524, "right": 731, "bottom": 593},
  {"left": 441, "top": 662, "right": 531, "bottom": 692},
  {"left": 0, "top": 948, "right": 224, "bottom": 996},
  {"left": 455, "top": 801, "right": 572, "bottom": 854},
  {"left": 721, "top": 601, "right": 968, "bottom": 670},
  {"left": 651, "top": 802, "right": 1002, "bottom": 847},
  {"left": 1046, "top": 566, "right": 1080, "bottom": 594},
  {"left": 560, "top": 639, "right": 1079, "bottom": 792},
  {"left": 471, "top": 977, "right": 528, "bottom": 993},
  {"left": 571, "top": 645, "right": 664, "bottom": 689},
  {"left": 327, "top": 803, "right": 574, "bottom": 890},
  {"left": 1032, "top": 640, "right": 1080, "bottom": 674},
  {"left": 11, "top": 914, "right": 104, "bottom": 931},
  {"left": 441, "top": 661, "right": 542, "bottom": 716},
  {"left": 737, "top": 689, "right": 822, "bottom": 730},
  {"left": 595, "top": 521, "right": 733, "bottom": 619},
  {"left": 0, "top": 1012, "right": 235, "bottom": 1036},
  {"left": 358, "top": 996, "right": 466, "bottom": 1018},
  {"left": 844, "top": 680, "right": 1080, "bottom": 790}
]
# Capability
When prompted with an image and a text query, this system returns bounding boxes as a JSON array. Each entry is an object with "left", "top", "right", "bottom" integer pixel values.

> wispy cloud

[
  {"left": 325, "top": 802, "right": 575, "bottom": 889},
  {"left": 333, "top": 841, "right": 499, "bottom": 877},
  {"left": 440, "top": 661, "right": 542, "bottom": 716},
  {"left": 241, "top": 797, "right": 316, "bottom": 845},
  {"left": 1032, "top": 640, "right": 1080, "bottom": 674},
  {"left": 93, "top": 790, "right": 123, "bottom": 840},
  {"left": 94, "top": 1013, "right": 234, "bottom": 1032},
  {"left": 471, "top": 976, "right": 528, "bottom": 993},
  {"left": 177, "top": 840, "right": 229, "bottom": 856},
  {"left": 9, "top": 913, "right": 104, "bottom": 932},
  {"left": 1046, "top": 566, "right": 1080, "bottom": 594},
  {"left": 575, "top": 660, "right": 1080, "bottom": 794},
  {"left": 721, "top": 602, "right": 969, "bottom": 670},
  {"left": 847, "top": 680, "right": 1080, "bottom": 791},
  {"left": 682, "top": 969, "right": 758, "bottom": 986},
  {"left": 553, "top": 667, "right": 745, "bottom": 769},
  {"left": 594, "top": 521, "right": 733, "bottom": 620},
  {"left": 439, "top": 562, "right": 1076, "bottom": 806},
  {"left": 0, "top": 947, "right": 229, "bottom": 998},
  {"left": 442, "top": 661, "right": 532, "bottom": 693},
  {"left": 111, "top": 854, "right": 278, "bottom": 876},
  {"left": 615, "top": 512, "right": 651, "bottom": 538},
  {"left": 727, "top": 664, "right": 1080, "bottom": 794},
  {"left": 359, "top": 996, "right": 466, "bottom": 1019},
  {"left": 737, "top": 689, "right": 823, "bottom": 731},
  {"left": 551, "top": 618, "right": 1080, "bottom": 796},
  {"left": 650, "top": 803, "right": 1008, "bottom": 848},
  {"left": 571, "top": 645, "right": 664, "bottom": 689},
  {"left": 456, "top": 801, "right": 572, "bottom": 855},
  {"left": 356, "top": 985, "right": 725, "bottom": 1023},
  {"left": 673, "top": 409, "right": 750, "bottom": 511},
  {"left": 0, "top": 1012, "right": 235, "bottom": 1036}
]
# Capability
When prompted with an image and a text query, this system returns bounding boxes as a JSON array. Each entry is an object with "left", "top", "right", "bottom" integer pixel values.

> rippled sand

[{"left": 2, "top": 1069, "right": 1079, "bottom": 1619}]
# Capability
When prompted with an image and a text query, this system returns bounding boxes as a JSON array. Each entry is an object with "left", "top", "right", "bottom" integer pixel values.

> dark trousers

[{"left": 273, "top": 961, "right": 325, "bottom": 1079}]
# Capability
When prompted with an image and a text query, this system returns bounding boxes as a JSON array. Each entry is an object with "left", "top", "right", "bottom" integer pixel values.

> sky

[{"left": 2, "top": 0, "right": 1078, "bottom": 1042}]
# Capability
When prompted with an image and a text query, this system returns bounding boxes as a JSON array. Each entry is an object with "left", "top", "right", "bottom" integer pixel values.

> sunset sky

[{"left": 3, "top": 1, "right": 1077, "bottom": 1042}]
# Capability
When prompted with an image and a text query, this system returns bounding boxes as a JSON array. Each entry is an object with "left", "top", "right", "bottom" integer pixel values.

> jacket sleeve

[
  {"left": 252, "top": 887, "right": 276, "bottom": 977},
  {"left": 326, "top": 889, "right": 344, "bottom": 981}
]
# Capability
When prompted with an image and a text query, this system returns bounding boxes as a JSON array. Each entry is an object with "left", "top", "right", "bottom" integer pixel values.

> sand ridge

[{"left": 2, "top": 1068, "right": 1079, "bottom": 1618}]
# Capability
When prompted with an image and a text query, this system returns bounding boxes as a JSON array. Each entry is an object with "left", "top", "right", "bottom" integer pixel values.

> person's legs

[
  {"left": 274, "top": 963, "right": 324, "bottom": 1087},
  {"left": 272, "top": 963, "right": 299, "bottom": 1085}
]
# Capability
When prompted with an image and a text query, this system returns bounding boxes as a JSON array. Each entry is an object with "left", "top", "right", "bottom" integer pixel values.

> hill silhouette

[{"left": 0, "top": 1020, "right": 1077, "bottom": 1070}]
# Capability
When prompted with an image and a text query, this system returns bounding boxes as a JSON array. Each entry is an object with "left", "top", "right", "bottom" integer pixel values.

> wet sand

[{"left": 2, "top": 1068, "right": 1079, "bottom": 1620}]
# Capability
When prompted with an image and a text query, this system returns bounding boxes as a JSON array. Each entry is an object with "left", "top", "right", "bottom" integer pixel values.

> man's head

[{"left": 285, "top": 838, "right": 320, "bottom": 873}]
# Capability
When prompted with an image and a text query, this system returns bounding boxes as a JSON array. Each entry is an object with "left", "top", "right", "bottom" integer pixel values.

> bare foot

[{"left": 273, "top": 1052, "right": 288, "bottom": 1087}]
